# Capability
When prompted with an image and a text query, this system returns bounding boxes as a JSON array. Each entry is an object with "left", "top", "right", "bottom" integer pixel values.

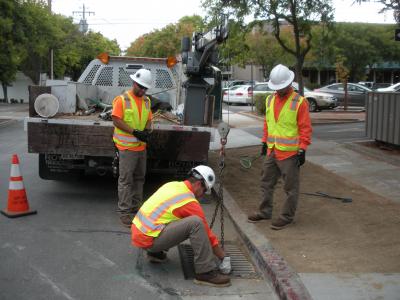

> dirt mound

[{"left": 209, "top": 146, "right": 400, "bottom": 273}]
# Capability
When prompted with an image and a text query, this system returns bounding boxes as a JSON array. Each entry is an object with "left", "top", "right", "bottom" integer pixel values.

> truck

[{"left": 26, "top": 19, "right": 228, "bottom": 180}]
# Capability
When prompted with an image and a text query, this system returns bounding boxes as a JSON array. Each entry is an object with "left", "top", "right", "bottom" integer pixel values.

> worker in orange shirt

[
  {"left": 248, "top": 64, "right": 312, "bottom": 230},
  {"left": 112, "top": 69, "right": 153, "bottom": 228},
  {"left": 131, "top": 165, "right": 232, "bottom": 287}
]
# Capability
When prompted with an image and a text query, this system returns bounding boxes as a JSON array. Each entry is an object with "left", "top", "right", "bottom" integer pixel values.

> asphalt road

[
  {"left": 222, "top": 103, "right": 368, "bottom": 144},
  {"left": 0, "top": 121, "right": 177, "bottom": 300},
  {"left": 0, "top": 120, "right": 277, "bottom": 300}
]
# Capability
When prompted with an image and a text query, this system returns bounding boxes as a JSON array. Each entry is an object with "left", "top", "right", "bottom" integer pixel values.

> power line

[{"left": 73, "top": 4, "right": 95, "bottom": 33}]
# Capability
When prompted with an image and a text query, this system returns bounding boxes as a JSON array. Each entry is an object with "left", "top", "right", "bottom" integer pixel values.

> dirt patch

[{"left": 209, "top": 146, "right": 400, "bottom": 273}]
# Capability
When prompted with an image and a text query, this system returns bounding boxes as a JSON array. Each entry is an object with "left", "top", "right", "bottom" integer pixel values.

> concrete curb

[
  {"left": 342, "top": 142, "right": 400, "bottom": 167},
  {"left": 221, "top": 187, "right": 313, "bottom": 300}
]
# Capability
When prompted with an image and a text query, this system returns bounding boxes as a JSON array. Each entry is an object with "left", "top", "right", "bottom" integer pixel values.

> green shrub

[{"left": 254, "top": 93, "right": 273, "bottom": 115}]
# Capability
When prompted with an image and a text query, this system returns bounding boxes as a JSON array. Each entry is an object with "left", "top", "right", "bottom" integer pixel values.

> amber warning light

[
  {"left": 97, "top": 52, "right": 110, "bottom": 64},
  {"left": 166, "top": 56, "right": 178, "bottom": 68}
]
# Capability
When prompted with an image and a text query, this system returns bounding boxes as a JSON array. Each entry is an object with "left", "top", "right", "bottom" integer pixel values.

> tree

[
  {"left": 331, "top": 23, "right": 400, "bottom": 82},
  {"left": 202, "top": 0, "right": 334, "bottom": 95},
  {"left": 246, "top": 23, "right": 295, "bottom": 79},
  {"left": 1, "top": 0, "right": 121, "bottom": 86},
  {"left": 335, "top": 55, "right": 349, "bottom": 110},
  {"left": 126, "top": 15, "right": 205, "bottom": 57},
  {"left": 0, "top": 0, "right": 27, "bottom": 102}
]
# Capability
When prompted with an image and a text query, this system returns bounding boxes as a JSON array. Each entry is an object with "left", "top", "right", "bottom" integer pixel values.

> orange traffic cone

[{"left": 1, "top": 154, "right": 37, "bottom": 218}]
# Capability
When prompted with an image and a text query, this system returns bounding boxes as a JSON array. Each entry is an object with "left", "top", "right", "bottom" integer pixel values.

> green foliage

[
  {"left": 0, "top": 0, "right": 27, "bottom": 101},
  {"left": 307, "top": 22, "right": 400, "bottom": 81},
  {"left": 218, "top": 21, "right": 251, "bottom": 67},
  {"left": 246, "top": 25, "right": 295, "bottom": 77},
  {"left": 0, "top": 0, "right": 121, "bottom": 86},
  {"left": 202, "top": 0, "right": 335, "bottom": 95},
  {"left": 126, "top": 15, "right": 204, "bottom": 57},
  {"left": 254, "top": 93, "right": 270, "bottom": 115}
]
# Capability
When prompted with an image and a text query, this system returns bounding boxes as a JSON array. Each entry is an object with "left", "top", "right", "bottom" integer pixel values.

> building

[{"left": 0, "top": 72, "right": 34, "bottom": 103}]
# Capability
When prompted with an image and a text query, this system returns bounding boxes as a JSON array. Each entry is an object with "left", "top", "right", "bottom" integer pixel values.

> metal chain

[{"left": 209, "top": 137, "right": 226, "bottom": 248}]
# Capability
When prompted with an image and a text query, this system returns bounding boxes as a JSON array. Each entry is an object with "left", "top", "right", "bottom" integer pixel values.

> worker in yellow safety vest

[
  {"left": 131, "top": 165, "right": 232, "bottom": 287},
  {"left": 112, "top": 68, "right": 153, "bottom": 228},
  {"left": 248, "top": 64, "right": 312, "bottom": 230}
]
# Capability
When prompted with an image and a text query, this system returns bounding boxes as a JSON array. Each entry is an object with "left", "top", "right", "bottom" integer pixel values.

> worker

[
  {"left": 112, "top": 69, "right": 153, "bottom": 228},
  {"left": 131, "top": 165, "right": 232, "bottom": 287},
  {"left": 247, "top": 64, "right": 312, "bottom": 230}
]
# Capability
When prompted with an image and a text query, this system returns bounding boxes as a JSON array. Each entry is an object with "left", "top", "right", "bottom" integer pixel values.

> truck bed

[{"left": 26, "top": 112, "right": 213, "bottom": 161}]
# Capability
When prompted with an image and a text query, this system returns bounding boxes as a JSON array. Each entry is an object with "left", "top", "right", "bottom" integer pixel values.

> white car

[
  {"left": 253, "top": 82, "right": 338, "bottom": 112},
  {"left": 222, "top": 85, "right": 254, "bottom": 104},
  {"left": 376, "top": 82, "right": 400, "bottom": 92}
]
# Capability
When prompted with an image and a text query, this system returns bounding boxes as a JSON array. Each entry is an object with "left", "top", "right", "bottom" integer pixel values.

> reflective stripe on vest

[
  {"left": 133, "top": 182, "right": 197, "bottom": 237},
  {"left": 113, "top": 91, "right": 151, "bottom": 148},
  {"left": 265, "top": 91, "right": 304, "bottom": 151}
]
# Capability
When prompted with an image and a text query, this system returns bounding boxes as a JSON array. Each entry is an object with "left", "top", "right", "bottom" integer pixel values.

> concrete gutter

[{"left": 220, "top": 186, "right": 313, "bottom": 300}]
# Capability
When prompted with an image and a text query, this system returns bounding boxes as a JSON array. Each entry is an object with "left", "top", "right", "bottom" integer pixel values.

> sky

[{"left": 52, "top": 0, "right": 396, "bottom": 51}]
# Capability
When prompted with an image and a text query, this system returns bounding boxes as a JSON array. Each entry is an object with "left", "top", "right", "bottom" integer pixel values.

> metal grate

[
  {"left": 82, "top": 64, "right": 100, "bottom": 84},
  {"left": 178, "top": 242, "right": 260, "bottom": 280},
  {"left": 95, "top": 66, "right": 113, "bottom": 86},
  {"left": 155, "top": 69, "right": 174, "bottom": 89},
  {"left": 118, "top": 67, "right": 132, "bottom": 87}
]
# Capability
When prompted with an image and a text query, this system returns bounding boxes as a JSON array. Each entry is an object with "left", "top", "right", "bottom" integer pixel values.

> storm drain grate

[{"left": 178, "top": 241, "right": 260, "bottom": 280}]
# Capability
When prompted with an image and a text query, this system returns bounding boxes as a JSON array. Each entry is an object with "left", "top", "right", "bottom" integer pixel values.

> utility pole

[
  {"left": 48, "top": 0, "right": 53, "bottom": 80},
  {"left": 73, "top": 4, "right": 95, "bottom": 34}
]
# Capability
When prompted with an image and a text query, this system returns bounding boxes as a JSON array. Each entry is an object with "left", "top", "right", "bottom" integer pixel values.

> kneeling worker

[{"left": 131, "top": 165, "right": 232, "bottom": 287}]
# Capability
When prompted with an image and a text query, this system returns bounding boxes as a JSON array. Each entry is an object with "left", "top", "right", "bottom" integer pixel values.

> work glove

[
  {"left": 219, "top": 256, "right": 232, "bottom": 275},
  {"left": 261, "top": 142, "right": 267, "bottom": 156},
  {"left": 297, "top": 149, "right": 306, "bottom": 167},
  {"left": 132, "top": 129, "right": 150, "bottom": 143}
]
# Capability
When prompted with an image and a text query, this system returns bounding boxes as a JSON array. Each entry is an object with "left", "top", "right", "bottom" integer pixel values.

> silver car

[
  {"left": 315, "top": 83, "right": 372, "bottom": 107},
  {"left": 253, "top": 82, "right": 338, "bottom": 112}
]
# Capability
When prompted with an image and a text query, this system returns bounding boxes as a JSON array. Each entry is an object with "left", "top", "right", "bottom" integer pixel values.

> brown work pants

[
  {"left": 259, "top": 152, "right": 300, "bottom": 222},
  {"left": 147, "top": 216, "right": 217, "bottom": 274},
  {"left": 117, "top": 149, "right": 146, "bottom": 216}
]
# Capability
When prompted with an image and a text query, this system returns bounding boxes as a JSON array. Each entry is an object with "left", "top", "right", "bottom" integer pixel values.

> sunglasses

[{"left": 136, "top": 83, "right": 148, "bottom": 91}]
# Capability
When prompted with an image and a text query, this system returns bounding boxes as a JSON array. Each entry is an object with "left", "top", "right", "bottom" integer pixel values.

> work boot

[
  {"left": 120, "top": 215, "right": 133, "bottom": 228},
  {"left": 270, "top": 218, "right": 292, "bottom": 230},
  {"left": 147, "top": 251, "right": 168, "bottom": 263},
  {"left": 194, "top": 269, "right": 231, "bottom": 287},
  {"left": 247, "top": 212, "right": 271, "bottom": 223}
]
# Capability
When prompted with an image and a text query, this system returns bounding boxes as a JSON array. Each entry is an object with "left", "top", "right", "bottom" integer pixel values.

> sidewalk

[{"left": 211, "top": 109, "right": 400, "bottom": 300}]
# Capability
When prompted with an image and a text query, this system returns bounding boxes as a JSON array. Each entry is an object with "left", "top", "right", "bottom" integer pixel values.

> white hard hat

[
  {"left": 268, "top": 64, "right": 295, "bottom": 90},
  {"left": 129, "top": 68, "right": 152, "bottom": 89},
  {"left": 190, "top": 165, "right": 216, "bottom": 193}
]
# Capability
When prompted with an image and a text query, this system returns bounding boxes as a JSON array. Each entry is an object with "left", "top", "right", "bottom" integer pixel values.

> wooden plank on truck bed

[
  {"left": 27, "top": 121, "right": 211, "bottom": 162},
  {"left": 28, "top": 122, "right": 115, "bottom": 156}
]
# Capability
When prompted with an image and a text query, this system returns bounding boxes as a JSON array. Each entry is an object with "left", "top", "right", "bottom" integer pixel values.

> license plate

[{"left": 61, "top": 154, "right": 84, "bottom": 160}]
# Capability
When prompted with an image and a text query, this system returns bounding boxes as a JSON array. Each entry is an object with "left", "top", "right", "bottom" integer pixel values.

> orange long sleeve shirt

[
  {"left": 131, "top": 180, "right": 219, "bottom": 249},
  {"left": 262, "top": 88, "right": 312, "bottom": 160}
]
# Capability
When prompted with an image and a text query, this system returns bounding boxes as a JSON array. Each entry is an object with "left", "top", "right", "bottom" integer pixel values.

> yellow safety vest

[
  {"left": 265, "top": 91, "right": 304, "bottom": 151},
  {"left": 112, "top": 91, "right": 151, "bottom": 148},
  {"left": 133, "top": 182, "right": 198, "bottom": 237}
]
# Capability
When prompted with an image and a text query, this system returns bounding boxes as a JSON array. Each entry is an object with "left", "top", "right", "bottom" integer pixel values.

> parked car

[
  {"left": 223, "top": 80, "right": 258, "bottom": 92},
  {"left": 315, "top": 83, "right": 372, "bottom": 107},
  {"left": 252, "top": 82, "right": 338, "bottom": 112},
  {"left": 358, "top": 81, "right": 392, "bottom": 90},
  {"left": 222, "top": 85, "right": 253, "bottom": 104},
  {"left": 376, "top": 82, "right": 400, "bottom": 92}
]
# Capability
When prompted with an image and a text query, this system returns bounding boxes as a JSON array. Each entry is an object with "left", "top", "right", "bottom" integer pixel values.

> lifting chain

[{"left": 209, "top": 123, "right": 230, "bottom": 249}]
